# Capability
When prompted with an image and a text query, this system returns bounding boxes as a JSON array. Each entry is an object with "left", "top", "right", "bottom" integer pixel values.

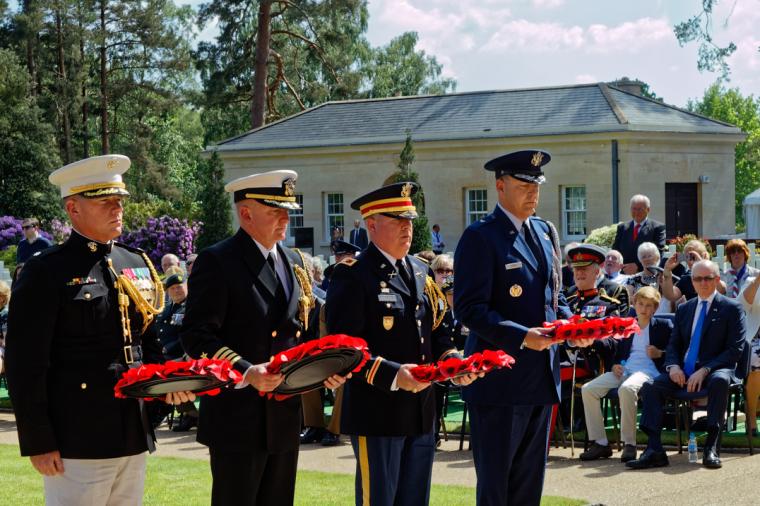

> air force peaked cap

[
  {"left": 484, "top": 149, "right": 551, "bottom": 184},
  {"left": 351, "top": 182, "right": 419, "bottom": 220},
  {"left": 49, "top": 154, "right": 131, "bottom": 198},
  {"left": 568, "top": 244, "right": 606, "bottom": 267},
  {"left": 224, "top": 170, "right": 301, "bottom": 210}
]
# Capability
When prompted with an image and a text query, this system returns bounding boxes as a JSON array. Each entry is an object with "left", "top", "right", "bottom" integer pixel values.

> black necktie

[
  {"left": 522, "top": 223, "right": 543, "bottom": 268},
  {"left": 396, "top": 259, "right": 414, "bottom": 292},
  {"left": 267, "top": 253, "right": 288, "bottom": 308}
]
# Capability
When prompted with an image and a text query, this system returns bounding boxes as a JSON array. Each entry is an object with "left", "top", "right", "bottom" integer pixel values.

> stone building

[{"left": 209, "top": 82, "right": 744, "bottom": 256}]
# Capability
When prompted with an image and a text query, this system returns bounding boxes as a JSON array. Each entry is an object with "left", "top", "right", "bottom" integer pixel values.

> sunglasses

[
  {"left": 435, "top": 268, "right": 453, "bottom": 275},
  {"left": 22, "top": 225, "right": 35, "bottom": 230},
  {"left": 692, "top": 275, "right": 716, "bottom": 283}
]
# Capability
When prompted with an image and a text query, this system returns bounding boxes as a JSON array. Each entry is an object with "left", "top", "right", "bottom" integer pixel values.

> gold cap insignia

[
  {"left": 400, "top": 182, "right": 413, "bottom": 198},
  {"left": 531, "top": 152, "right": 544, "bottom": 167},
  {"left": 106, "top": 158, "right": 119, "bottom": 169},
  {"left": 283, "top": 178, "right": 296, "bottom": 197},
  {"left": 87, "top": 241, "right": 97, "bottom": 253},
  {"left": 509, "top": 284, "right": 523, "bottom": 297},
  {"left": 383, "top": 316, "right": 394, "bottom": 330}
]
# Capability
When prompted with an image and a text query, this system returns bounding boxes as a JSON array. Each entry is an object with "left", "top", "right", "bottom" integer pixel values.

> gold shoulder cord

[
  {"left": 424, "top": 275, "right": 448, "bottom": 331},
  {"left": 292, "top": 248, "right": 316, "bottom": 332},
  {"left": 106, "top": 254, "right": 165, "bottom": 363}
]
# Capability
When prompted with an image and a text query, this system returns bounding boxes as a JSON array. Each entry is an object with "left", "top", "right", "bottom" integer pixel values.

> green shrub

[{"left": 583, "top": 223, "right": 619, "bottom": 248}]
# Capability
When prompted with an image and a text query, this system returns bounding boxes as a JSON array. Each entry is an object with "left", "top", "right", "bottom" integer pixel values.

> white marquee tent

[{"left": 745, "top": 187, "right": 760, "bottom": 238}]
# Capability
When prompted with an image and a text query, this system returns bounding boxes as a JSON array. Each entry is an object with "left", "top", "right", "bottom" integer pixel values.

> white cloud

[
  {"left": 482, "top": 20, "right": 584, "bottom": 52},
  {"left": 586, "top": 18, "right": 673, "bottom": 53},
  {"left": 532, "top": 0, "right": 566, "bottom": 8},
  {"left": 575, "top": 74, "right": 597, "bottom": 83}
]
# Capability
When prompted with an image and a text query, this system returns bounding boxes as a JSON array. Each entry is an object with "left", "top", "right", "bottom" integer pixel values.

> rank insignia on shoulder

[
  {"left": 66, "top": 276, "right": 97, "bottom": 286},
  {"left": 339, "top": 257, "right": 357, "bottom": 266},
  {"left": 383, "top": 316, "right": 394, "bottom": 330},
  {"left": 543, "top": 233, "right": 550, "bottom": 241}
]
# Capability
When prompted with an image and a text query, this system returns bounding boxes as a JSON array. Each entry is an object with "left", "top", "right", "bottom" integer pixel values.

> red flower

[{"left": 547, "top": 316, "right": 639, "bottom": 343}]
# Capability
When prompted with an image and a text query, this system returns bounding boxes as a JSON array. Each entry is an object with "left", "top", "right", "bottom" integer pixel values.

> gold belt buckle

[{"left": 124, "top": 345, "right": 134, "bottom": 365}]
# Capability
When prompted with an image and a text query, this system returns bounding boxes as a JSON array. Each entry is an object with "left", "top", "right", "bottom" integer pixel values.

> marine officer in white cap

[
  {"left": 180, "top": 169, "right": 348, "bottom": 505},
  {"left": 5, "top": 154, "right": 195, "bottom": 505}
]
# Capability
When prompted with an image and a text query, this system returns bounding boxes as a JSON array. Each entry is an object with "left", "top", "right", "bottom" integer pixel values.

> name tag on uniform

[
  {"left": 505, "top": 261, "right": 523, "bottom": 271},
  {"left": 378, "top": 293, "right": 398, "bottom": 303}
]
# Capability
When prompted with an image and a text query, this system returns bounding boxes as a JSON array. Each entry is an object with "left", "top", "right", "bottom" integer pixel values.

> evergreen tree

[
  {"left": 195, "top": 151, "right": 232, "bottom": 250},
  {"left": 383, "top": 132, "right": 431, "bottom": 254}
]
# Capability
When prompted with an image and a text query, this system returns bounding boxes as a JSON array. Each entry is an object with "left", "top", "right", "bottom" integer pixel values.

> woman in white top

[{"left": 738, "top": 274, "right": 760, "bottom": 436}]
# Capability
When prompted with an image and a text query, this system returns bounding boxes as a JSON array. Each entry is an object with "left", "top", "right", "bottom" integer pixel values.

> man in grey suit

[{"left": 612, "top": 194, "right": 666, "bottom": 274}]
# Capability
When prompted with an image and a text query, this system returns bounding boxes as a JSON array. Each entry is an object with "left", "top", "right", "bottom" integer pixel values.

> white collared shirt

[
  {"left": 375, "top": 243, "right": 408, "bottom": 274},
  {"left": 497, "top": 203, "right": 531, "bottom": 237},
  {"left": 251, "top": 237, "right": 292, "bottom": 299},
  {"left": 690, "top": 290, "right": 716, "bottom": 337}
]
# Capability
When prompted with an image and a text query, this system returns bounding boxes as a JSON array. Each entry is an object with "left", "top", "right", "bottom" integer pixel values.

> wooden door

[{"left": 665, "top": 183, "right": 698, "bottom": 238}]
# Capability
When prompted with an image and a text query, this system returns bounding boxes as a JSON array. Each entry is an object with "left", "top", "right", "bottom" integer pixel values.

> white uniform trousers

[
  {"left": 43, "top": 452, "right": 147, "bottom": 506},
  {"left": 581, "top": 371, "right": 654, "bottom": 446}
]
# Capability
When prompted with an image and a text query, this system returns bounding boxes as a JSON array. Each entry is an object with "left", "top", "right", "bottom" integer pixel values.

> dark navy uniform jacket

[
  {"left": 565, "top": 288, "right": 622, "bottom": 375},
  {"left": 154, "top": 300, "right": 186, "bottom": 360},
  {"left": 180, "top": 229, "right": 307, "bottom": 453},
  {"left": 5, "top": 231, "right": 155, "bottom": 458},
  {"left": 326, "top": 243, "right": 456, "bottom": 436},
  {"left": 454, "top": 207, "right": 571, "bottom": 406}
]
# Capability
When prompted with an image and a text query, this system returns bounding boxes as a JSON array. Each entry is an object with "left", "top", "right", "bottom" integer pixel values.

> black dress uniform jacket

[
  {"left": 5, "top": 231, "right": 155, "bottom": 458},
  {"left": 180, "top": 229, "right": 307, "bottom": 453},
  {"left": 565, "top": 288, "right": 623, "bottom": 374},
  {"left": 326, "top": 243, "right": 455, "bottom": 437}
]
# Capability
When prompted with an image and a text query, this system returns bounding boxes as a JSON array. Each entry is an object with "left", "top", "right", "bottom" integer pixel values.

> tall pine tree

[{"left": 195, "top": 151, "right": 232, "bottom": 250}]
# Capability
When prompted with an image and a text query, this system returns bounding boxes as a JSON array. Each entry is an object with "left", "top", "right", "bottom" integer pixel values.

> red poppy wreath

[
  {"left": 543, "top": 315, "right": 640, "bottom": 342},
  {"left": 410, "top": 350, "right": 515, "bottom": 383}
]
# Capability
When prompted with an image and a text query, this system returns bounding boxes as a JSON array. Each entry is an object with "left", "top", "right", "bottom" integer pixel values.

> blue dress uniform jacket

[
  {"left": 180, "top": 229, "right": 308, "bottom": 453},
  {"left": 455, "top": 207, "right": 572, "bottom": 406},
  {"left": 5, "top": 231, "right": 156, "bottom": 459},
  {"left": 326, "top": 243, "right": 456, "bottom": 436}
]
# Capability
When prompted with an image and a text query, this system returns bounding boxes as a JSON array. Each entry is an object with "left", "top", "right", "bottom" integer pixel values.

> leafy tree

[
  {"left": 688, "top": 83, "right": 760, "bottom": 229},
  {"left": 673, "top": 0, "right": 740, "bottom": 80},
  {"left": 383, "top": 132, "right": 431, "bottom": 254},
  {"left": 195, "top": 151, "right": 232, "bottom": 250},
  {"left": 364, "top": 32, "right": 455, "bottom": 98},
  {"left": 0, "top": 48, "right": 62, "bottom": 222}
]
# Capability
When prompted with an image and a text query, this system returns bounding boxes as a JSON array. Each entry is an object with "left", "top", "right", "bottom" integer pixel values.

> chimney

[{"left": 608, "top": 77, "right": 644, "bottom": 96}]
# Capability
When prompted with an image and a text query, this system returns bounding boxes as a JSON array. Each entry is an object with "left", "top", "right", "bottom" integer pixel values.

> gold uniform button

[
  {"left": 417, "top": 320, "right": 422, "bottom": 327},
  {"left": 80, "top": 383, "right": 87, "bottom": 389},
  {"left": 296, "top": 331, "right": 301, "bottom": 338},
  {"left": 420, "top": 337, "right": 424, "bottom": 343},
  {"left": 416, "top": 304, "right": 420, "bottom": 310},
  {"left": 84, "top": 292, "right": 91, "bottom": 300},
  {"left": 272, "top": 331, "right": 277, "bottom": 338},
  {"left": 421, "top": 355, "right": 426, "bottom": 361}
]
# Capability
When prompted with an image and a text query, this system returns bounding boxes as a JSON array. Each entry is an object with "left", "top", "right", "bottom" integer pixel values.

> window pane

[
  {"left": 288, "top": 194, "right": 304, "bottom": 236},
  {"left": 562, "top": 186, "right": 586, "bottom": 238},
  {"left": 466, "top": 188, "right": 488, "bottom": 225}
]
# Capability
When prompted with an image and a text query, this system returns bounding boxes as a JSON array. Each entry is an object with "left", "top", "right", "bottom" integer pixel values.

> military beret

[
  {"left": 331, "top": 240, "right": 361, "bottom": 256},
  {"left": 224, "top": 170, "right": 300, "bottom": 210},
  {"left": 164, "top": 273, "right": 186, "bottom": 288},
  {"left": 351, "top": 182, "right": 419, "bottom": 220},
  {"left": 49, "top": 154, "right": 131, "bottom": 198},
  {"left": 568, "top": 244, "right": 606, "bottom": 267},
  {"left": 484, "top": 150, "right": 551, "bottom": 184}
]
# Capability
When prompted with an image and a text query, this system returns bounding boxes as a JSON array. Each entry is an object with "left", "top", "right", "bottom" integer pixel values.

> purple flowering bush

[
  {"left": 49, "top": 219, "right": 72, "bottom": 244},
  {"left": 0, "top": 216, "right": 53, "bottom": 250},
  {"left": 120, "top": 215, "right": 202, "bottom": 270}
]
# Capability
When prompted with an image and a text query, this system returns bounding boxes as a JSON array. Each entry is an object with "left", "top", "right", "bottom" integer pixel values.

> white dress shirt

[{"left": 252, "top": 238, "right": 292, "bottom": 299}]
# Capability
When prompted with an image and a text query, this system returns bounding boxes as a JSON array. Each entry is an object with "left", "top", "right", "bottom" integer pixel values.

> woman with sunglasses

[{"left": 431, "top": 253, "right": 454, "bottom": 287}]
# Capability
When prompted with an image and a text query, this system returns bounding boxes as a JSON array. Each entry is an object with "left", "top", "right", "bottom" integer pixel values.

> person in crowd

[
  {"left": 738, "top": 274, "right": 760, "bottom": 437},
  {"left": 721, "top": 239, "right": 759, "bottom": 298},
  {"left": 180, "top": 170, "right": 347, "bottom": 505},
  {"left": 624, "top": 242, "right": 672, "bottom": 314},
  {"left": 561, "top": 241, "right": 580, "bottom": 291},
  {"left": 349, "top": 219, "right": 369, "bottom": 249},
  {"left": 415, "top": 250, "right": 436, "bottom": 264},
  {"left": 454, "top": 150, "right": 592, "bottom": 505},
  {"left": 431, "top": 223, "right": 445, "bottom": 254},
  {"left": 661, "top": 239, "right": 712, "bottom": 304},
  {"left": 0, "top": 280, "right": 8, "bottom": 375},
  {"left": 16, "top": 217, "right": 53, "bottom": 263},
  {"left": 185, "top": 253, "right": 198, "bottom": 275},
  {"left": 431, "top": 253, "right": 454, "bottom": 287},
  {"left": 603, "top": 249, "right": 629, "bottom": 285},
  {"left": 330, "top": 225, "right": 344, "bottom": 242},
  {"left": 161, "top": 253, "right": 180, "bottom": 274},
  {"left": 579, "top": 286, "right": 673, "bottom": 462},
  {"left": 326, "top": 181, "right": 475, "bottom": 506},
  {"left": 627, "top": 260, "right": 745, "bottom": 470},
  {"left": 612, "top": 195, "right": 666, "bottom": 274},
  {"left": 321, "top": 240, "right": 361, "bottom": 292},
  {"left": 5, "top": 155, "right": 193, "bottom": 504}
]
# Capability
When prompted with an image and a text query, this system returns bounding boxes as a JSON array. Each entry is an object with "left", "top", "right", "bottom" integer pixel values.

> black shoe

[
  {"left": 300, "top": 427, "right": 324, "bottom": 444},
  {"left": 625, "top": 448, "right": 669, "bottom": 469},
  {"left": 320, "top": 431, "right": 340, "bottom": 446},
  {"left": 703, "top": 448, "right": 722, "bottom": 469},
  {"left": 620, "top": 444, "right": 637, "bottom": 463},
  {"left": 751, "top": 428, "right": 759, "bottom": 438},
  {"left": 579, "top": 442, "right": 613, "bottom": 461},
  {"left": 172, "top": 415, "right": 197, "bottom": 432}
]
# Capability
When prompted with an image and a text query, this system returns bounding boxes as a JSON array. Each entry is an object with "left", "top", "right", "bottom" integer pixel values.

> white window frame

[
  {"left": 323, "top": 192, "right": 345, "bottom": 242},
  {"left": 465, "top": 187, "right": 488, "bottom": 226},
  {"left": 287, "top": 194, "right": 304, "bottom": 240},
  {"left": 562, "top": 185, "right": 587, "bottom": 241}
]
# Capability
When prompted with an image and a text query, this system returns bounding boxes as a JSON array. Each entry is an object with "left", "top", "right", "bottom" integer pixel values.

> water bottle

[{"left": 688, "top": 432, "right": 698, "bottom": 463}]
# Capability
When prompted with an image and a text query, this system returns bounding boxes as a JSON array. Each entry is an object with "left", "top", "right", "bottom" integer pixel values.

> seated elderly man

[
  {"left": 603, "top": 249, "right": 629, "bottom": 285},
  {"left": 627, "top": 260, "right": 745, "bottom": 470},
  {"left": 580, "top": 287, "right": 673, "bottom": 462}
]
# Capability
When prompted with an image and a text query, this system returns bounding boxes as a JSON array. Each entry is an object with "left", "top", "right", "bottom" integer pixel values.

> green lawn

[{"left": 0, "top": 444, "right": 583, "bottom": 505}]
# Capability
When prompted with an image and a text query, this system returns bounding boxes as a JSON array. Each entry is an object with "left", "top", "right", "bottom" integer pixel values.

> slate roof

[{"left": 212, "top": 83, "right": 743, "bottom": 152}]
